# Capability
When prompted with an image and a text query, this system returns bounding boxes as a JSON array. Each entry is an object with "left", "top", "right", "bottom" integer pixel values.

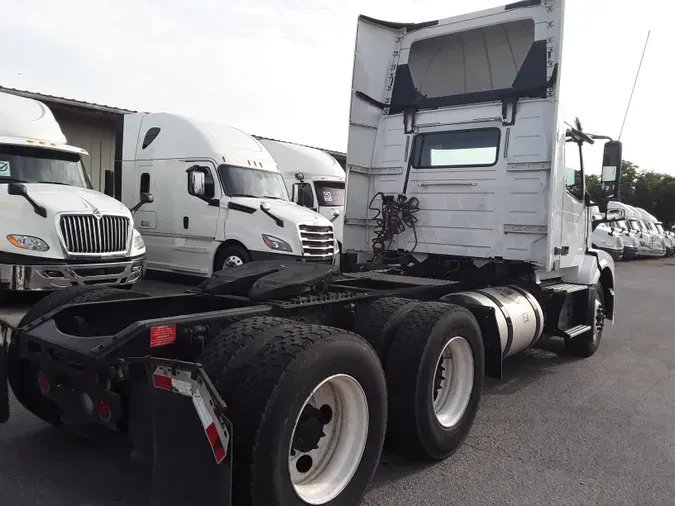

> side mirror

[
  {"left": 186, "top": 165, "right": 217, "bottom": 205},
  {"left": 189, "top": 171, "right": 206, "bottom": 196},
  {"left": 7, "top": 182, "right": 27, "bottom": 196},
  {"left": 330, "top": 208, "right": 341, "bottom": 222},
  {"left": 103, "top": 170, "right": 115, "bottom": 197},
  {"left": 130, "top": 192, "right": 154, "bottom": 213},
  {"left": 601, "top": 141, "right": 623, "bottom": 200}
]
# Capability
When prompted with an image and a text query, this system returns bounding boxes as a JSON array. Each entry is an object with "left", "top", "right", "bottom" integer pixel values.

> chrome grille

[
  {"left": 299, "top": 223, "right": 335, "bottom": 260},
  {"left": 60, "top": 214, "right": 130, "bottom": 254}
]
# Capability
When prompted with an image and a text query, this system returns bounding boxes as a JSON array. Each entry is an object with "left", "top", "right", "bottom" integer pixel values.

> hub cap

[
  {"left": 289, "top": 374, "right": 369, "bottom": 504},
  {"left": 223, "top": 255, "right": 244, "bottom": 268},
  {"left": 432, "top": 336, "right": 474, "bottom": 428}
]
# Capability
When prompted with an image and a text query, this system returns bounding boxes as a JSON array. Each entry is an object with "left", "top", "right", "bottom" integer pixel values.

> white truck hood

[
  {"left": 230, "top": 197, "right": 332, "bottom": 225},
  {"left": 1, "top": 183, "right": 133, "bottom": 260},
  {"left": 223, "top": 197, "right": 337, "bottom": 262},
  {"left": 9, "top": 184, "right": 131, "bottom": 215}
]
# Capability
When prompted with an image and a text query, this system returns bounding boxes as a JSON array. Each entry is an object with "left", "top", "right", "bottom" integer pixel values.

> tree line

[{"left": 587, "top": 161, "right": 675, "bottom": 228}]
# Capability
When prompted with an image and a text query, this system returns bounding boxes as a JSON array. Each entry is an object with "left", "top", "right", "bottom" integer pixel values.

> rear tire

[
  {"left": 352, "top": 297, "right": 421, "bottom": 359},
  {"left": 8, "top": 286, "right": 149, "bottom": 425},
  {"left": 200, "top": 322, "right": 387, "bottom": 506},
  {"left": 384, "top": 301, "right": 485, "bottom": 460}
]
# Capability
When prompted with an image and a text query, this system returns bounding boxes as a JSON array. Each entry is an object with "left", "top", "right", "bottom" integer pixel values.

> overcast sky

[{"left": 0, "top": 0, "right": 670, "bottom": 174}]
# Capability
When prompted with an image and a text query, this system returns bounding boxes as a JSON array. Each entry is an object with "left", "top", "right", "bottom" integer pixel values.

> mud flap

[
  {"left": 0, "top": 326, "right": 9, "bottom": 423},
  {"left": 146, "top": 359, "right": 233, "bottom": 506}
]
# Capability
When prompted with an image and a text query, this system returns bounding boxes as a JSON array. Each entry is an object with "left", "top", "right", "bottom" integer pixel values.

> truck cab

[
  {"left": 115, "top": 113, "right": 337, "bottom": 277},
  {"left": 635, "top": 207, "right": 674, "bottom": 256},
  {"left": 0, "top": 91, "right": 146, "bottom": 299},
  {"left": 605, "top": 202, "right": 639, "bottom": 259},
  {"left": 624, "top": 204, "right": 665, "bottom": 257},
  {"left": 259, "top": 139, "right": 346, "bottom": 251},
  {"left": 590, "top": 207, "right": 625, "bottom": 261}
]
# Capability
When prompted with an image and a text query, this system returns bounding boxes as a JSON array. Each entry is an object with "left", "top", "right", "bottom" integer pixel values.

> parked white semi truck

[
  {"left": 258, "top": 138, "right": 346, "bottom": 249},
  {"left": 0, "top": 91, "right": 146, "bottom": 302},
  {"left": 1, "top": 2, "right": 627, "bottom": 506},
  {"left": 608, "top": 201, "right": 646, "bottom": 258},
  {"left": 635, "top": 207, "right": 674, "bottom": 256},
  {"left": 624, "top": 204, "right": 666, "bottom": 257},
  {"left": 108, "top": 114, "right": 338, "bottom": 277}
]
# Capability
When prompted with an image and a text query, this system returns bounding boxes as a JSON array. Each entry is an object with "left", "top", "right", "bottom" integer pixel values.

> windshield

[
  {"left": 0, "top": 145, "right": 91, "bottom": 188},
  {"left": 629, "top": 220, "right": 642, "bottom": 230},
  {"left": 657, "top": 224, "right": 665, "bottom": 234},
  {"left": 613, "top": 219, "right": 628, "bottom": 229},
  {"left": 218, "top": 165, "right": 289, "bottom": 200},
  {"left": 315, "top": 181, "right": 345, "bottom": 207}
]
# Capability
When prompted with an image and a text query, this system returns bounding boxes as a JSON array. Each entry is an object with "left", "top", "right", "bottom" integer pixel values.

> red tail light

[
  {"left": 37, "top": 371, "right": 50, "bottom": 394},
  {"left": 96, "top": 400, "right": 112, "bottom": 422}
]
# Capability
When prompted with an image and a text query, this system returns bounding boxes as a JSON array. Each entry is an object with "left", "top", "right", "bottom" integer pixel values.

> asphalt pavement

[{"left": 1, "top": 260, "right": 674, "bottom": 506}]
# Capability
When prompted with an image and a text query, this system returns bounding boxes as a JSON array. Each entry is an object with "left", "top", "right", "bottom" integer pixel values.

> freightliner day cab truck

[
  {"left": 107, "top": 114, "right": 338, "bottom": 277},
  {"left": 0, "top": 91, "right": 146, "bottom": 303},
  {"left": 0, "top": 2, "right": 627, "bottom": 505},
  {"left": 258, "top": 138, "right": 346, "bottom": 251}
]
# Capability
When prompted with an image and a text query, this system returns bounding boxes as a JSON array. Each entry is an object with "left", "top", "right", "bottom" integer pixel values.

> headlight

[
  {"left": 7, "top": 234, "right": 49, "bottom": 252},
  {"left": 262, "top": 234, "right": 292, "bottom": 252},
  {"left": 601, "top": 240, "right": 615, "bottom": 248},
  {"left": 131, "top": 229, "right": 145, "bottom": 254}
]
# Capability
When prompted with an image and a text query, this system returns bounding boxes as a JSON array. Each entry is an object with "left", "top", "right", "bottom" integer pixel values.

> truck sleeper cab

[
  {"left": 116, "top": 114, "right": 337, "bottom": 278},
  {"left": 259, "top": 139, "right": 346, "bottom": 250},
  {"left": 0, "top": 91, "right": 146, "bottom": 299}
]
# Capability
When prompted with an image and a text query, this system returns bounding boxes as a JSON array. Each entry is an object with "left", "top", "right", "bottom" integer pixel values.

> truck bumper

[
  {"left": 595, "top": 247, "right": 623, "bottom": 261},
  {"left": 623, "top": 246, "right": 638, "bottom": 260},
  {"left": 0, "top": 256, "right": 146, "bottom": 291},
  {"left": 250, "top": 250, "right": 338, "bottom": 265}
]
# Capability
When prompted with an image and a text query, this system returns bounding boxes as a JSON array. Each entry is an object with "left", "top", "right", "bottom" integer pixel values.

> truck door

[
  {"left": 169, "top": 160, "right": 221, "bottom": 276},
  {"left": 559, "top": 137, "right": 587, "bottom": 268}
]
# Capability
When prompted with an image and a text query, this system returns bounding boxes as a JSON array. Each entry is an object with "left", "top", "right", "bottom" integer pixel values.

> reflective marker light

[
  {"left": 152, "top": 374, "right": 174, "bottom": 390},
  {"left": 37, "top": 371, "right": 50, "bottom": 394},
  {"left": 96, "top": 400, "right": 112, "bottom": 422}
]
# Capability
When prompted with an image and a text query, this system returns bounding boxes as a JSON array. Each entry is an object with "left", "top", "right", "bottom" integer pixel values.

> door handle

[
  {"left": 183, "top": 216, "right": 189, "bottom": 229},
  {"left": 417, "top": 182, "right": 477, "bottom": 187}
]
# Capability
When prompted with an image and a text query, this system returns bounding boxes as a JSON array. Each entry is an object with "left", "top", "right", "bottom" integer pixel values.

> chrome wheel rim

[
  {"left": 432, "top": 336, "right": 474, "bottom": 428},
  {"left": 223, "top": 255, "right": 244, "bottom": 268},
  {"left": 289, "top": 374, "right": 369, "bottom": 504}
]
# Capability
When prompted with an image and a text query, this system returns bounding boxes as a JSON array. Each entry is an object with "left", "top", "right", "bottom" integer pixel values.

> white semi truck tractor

[
  {"left": 258, "top": 138, "right": 346, "bottom": 250},
  {"left": 111, "top": 113, "right": 338, "bottom": 277},
  {"left": 635, "top": 207, "right": 674, "bottom": 256},
  {"left": 0, "top": 91, "right": 146, "bottom": 303},
  {"left": 0, "top": 2, "right": 626, "bottom": 506}
]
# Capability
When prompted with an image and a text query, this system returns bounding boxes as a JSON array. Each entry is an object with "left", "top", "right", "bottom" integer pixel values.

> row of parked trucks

[
  {"left": 591, "top": 202, "right": 674, "bottom": 261},
  {"left": 0, "top": 94, "right": 347, "bottom": 299},
  {"left": 0, "top": 1, "right": 643, "bottom": 505}
]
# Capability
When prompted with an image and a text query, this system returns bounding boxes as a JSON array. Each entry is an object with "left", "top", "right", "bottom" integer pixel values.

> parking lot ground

[{"left": 2, "top": 259, "right": 675, "bottom": 506}]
